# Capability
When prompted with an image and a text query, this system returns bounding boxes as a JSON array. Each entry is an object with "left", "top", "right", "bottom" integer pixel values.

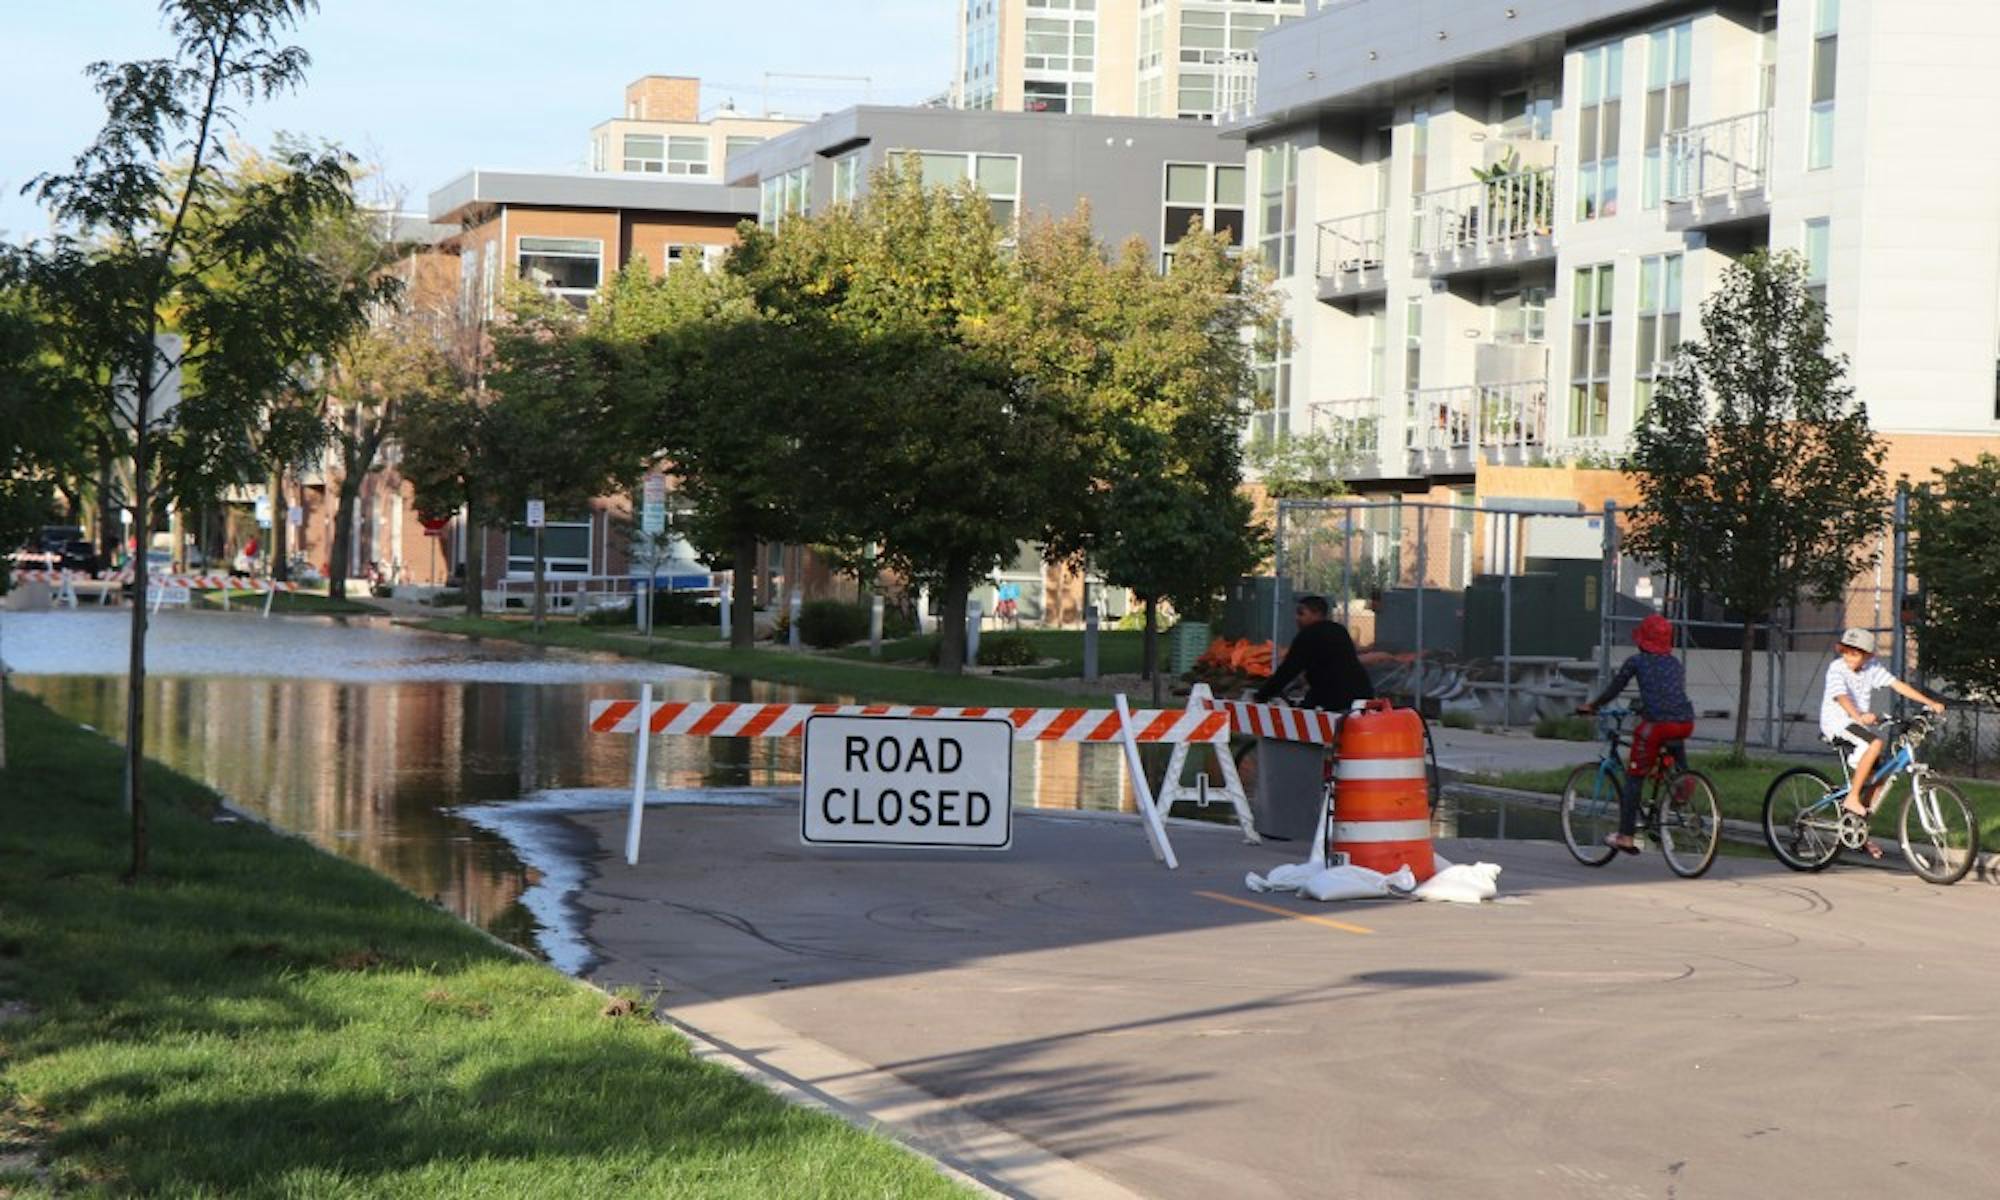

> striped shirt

[{"left": 1822, "top": 658, "right": 1894, "bottom": 738}]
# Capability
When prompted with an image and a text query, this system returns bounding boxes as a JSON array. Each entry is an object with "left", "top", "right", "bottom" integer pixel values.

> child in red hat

[{"left": 1579, "top": 613, "right": 1696, "bottom": 854}]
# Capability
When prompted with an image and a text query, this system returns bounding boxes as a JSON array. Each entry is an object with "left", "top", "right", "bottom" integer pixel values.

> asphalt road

[{"left": 572, "top": 803, "right": 2000, "bottom": 1199}]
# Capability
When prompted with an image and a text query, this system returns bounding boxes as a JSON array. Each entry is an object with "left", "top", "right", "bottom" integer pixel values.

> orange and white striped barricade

[
  {"left": 588, "top": 691, "right": 1231, "bottom": 867},
  {"left": 1330, "top": 700, "right": 1435, "bottom": 882},
  {"left": 7, "top": 568, "right": 80, "bottom": 608},
  {"left": 1210, "top": 694, "right": 1349, "bottom": 869},
  {"left": 1143, "top": 684, "right": 1261, "bottom": 847}
]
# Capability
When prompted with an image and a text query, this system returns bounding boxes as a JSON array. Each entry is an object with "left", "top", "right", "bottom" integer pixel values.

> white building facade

[{"left": 1240, "top": 0, "right": 2000, "bottom": 494}]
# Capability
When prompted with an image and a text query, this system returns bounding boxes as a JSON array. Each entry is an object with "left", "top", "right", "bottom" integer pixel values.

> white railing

[
  {"left": 1665, "top": 109, "right": 1771, "bottom": 203},
  {"left": 1413, "top": 167, "right": 1556, "bottom": 259},
  {"left": 1406, "top": 381, "right": 1548, "bottom": 457},
  {"left": 1215, "top": 50, "right": 1260, "bottom": 123},
  {"left": 1315, "top": 209, "right": 1387, "bottom": 279},
  {"left": 1308, "top": 396, "right": 1385, "bottom": 458}
]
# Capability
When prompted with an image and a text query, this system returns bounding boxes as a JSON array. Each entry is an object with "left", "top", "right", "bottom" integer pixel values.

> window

[
  {"left": 507, "top": 522, "right": 591, "bottom": 578},
  {"left": 1025, "top": 78, "right": 1093, "bottom": 113},
  {"left": 1139, "top": 7, "right": 1165, "bottom": 71},
  {"left": 832, "top": 152, "right": 862, "bottom": 204},
  {"left": 481, "top": 240, "right": 497, "bottom": 322},
  {"left": 1493, "top": 281, "right": 1549, "bottom": 345},
  {"left": 1810, "top": 0, "right": 1839, "bottom": 169},
  {"left": 1023, "top": 12, "right": 1093, "bottom": 72},
  {"left": 591, "top": 136, "right": 606, "bottom": 173},
  {"left": 759, "top": 165, "right": 812, "bottom": 231},
  {"left": 1250, "top": 317, "right": 1292, "bottom": 443},
  {"left": 661, "top": 244, "right": 711, "bottom": 273},
  {"left": 1577, "top": 42, "right": 1624, "bottom": 220},
  {"left": 1253, "top": 142, "right": 1296, "bottom": 277},
  {"left": 458, "top": 247, "right": 476, "bottom": 321},
  {"left": 725, "top": 135, "right": 765, "bottom": 166},
  {"left": 1635, "top": 253, "right": 1683, "bottom": 415},
  {"left": 667, "top": 136, "right": 709, "bottom": 176},
  {"left": 1178, "top": 72, "right": 1216, "bottom": 120},
  {"left": 1402, "top": 297, "right": 1424, "bottom": 449},
  {"left": 1179, "top": 5, "right": 1280, "bottom": 66},
  {"left": 1570, "top": 263, "right": 1615, "bottom": 437},
  {"left": 1160, "top": 162, "right": 1246, "bottom": 267},
  {"left": 894, "top": 151, "right": 1021, "bottom": 227},
  {"left": 1138, "top": 73, "right": 1165, "bottom": 118},
  {"left": 1804, "top": 218, "right": 1830, "bottom": 308},
  {"left": 1758, "top": 4, "right": 1779, "bottom": 110},
  {"left": 1498, "top": 87, "right": 1556, "bottom": 142},
  {"left": 1643, "top": 22, "right": 1692, "bottom": 209},
  {"left": 517, "top": 236, "right": 601, "bottom": 309},
  {"left": 1410, "top": 107, "right": 1430, "bottom": 195},
  {"left": 1367, "top": 305, "right": 1387, "bottom": 396},
  {"left": 622, "top": 134, "right": 663, "bottom": 173}
]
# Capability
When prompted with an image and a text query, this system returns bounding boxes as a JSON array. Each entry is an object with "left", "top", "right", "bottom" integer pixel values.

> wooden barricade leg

[
  {"left": 1115, "top": 693, "right": 1178, "bottom": 869},
  {"left": 623, "top": 683, "right": 654, "bottom": 865}
]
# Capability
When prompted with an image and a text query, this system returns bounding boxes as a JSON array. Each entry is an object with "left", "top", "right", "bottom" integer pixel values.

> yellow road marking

[{"left": 1194, "top": 890, "right": 1375, "bottom": 935}]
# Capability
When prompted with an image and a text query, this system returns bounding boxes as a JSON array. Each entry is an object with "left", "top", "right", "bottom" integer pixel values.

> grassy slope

[
  {"left": 829, "top": 628, "right": 1150, "bottom": 679},
  {"left": 194, "top": 589, "right": 387, "bottom": 616},
  {"left": 414, "top": 617, "right": 1124, "bottom": 709},
  {"left": 0, "top": 690, "right": 964, "bottom": 1198},
  {"left": 1491, "top": 750, "right": 2000, "bottom": 846}
]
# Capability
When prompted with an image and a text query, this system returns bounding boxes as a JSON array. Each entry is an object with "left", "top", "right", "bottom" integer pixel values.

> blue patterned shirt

[{"left": 1591, "top": 652, "right": 1695, "bottom": 723}]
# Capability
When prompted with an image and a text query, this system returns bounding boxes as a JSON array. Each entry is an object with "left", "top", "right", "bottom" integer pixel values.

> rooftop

[{"left": 428, "top": 169, "right": 758, "bottom": 226}]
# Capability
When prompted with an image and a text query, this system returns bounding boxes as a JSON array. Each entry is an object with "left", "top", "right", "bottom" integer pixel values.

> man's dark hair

[{"left": 1296, "top": 595, "right": 1330, "bottom": 618}]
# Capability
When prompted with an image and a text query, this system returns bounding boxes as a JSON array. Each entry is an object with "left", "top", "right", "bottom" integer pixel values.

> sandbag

[
  {"left": 1244, "top": 861, "right": 1323, "bottom": 894},
  {"left": 1412, "top": 861, "right": 1502, "bottom": 904}
]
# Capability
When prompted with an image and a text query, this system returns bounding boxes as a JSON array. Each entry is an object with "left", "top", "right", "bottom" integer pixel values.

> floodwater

[{"left": 1, "top": 609, "right": 1133, "bottom": 970}]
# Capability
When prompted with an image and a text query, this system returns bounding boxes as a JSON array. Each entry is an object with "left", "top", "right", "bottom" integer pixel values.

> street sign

[
  {"left": 525, "top": 499, "right": 545, "bottom": 528},
  {"left": 801, "top": 715, "right": 1013, "bottom": 850},
  {"left": 641, "top": 475, "right": 666, "bottom": 536},
  {"left": 254, "top": 496, "right": 271, "bottom": 529},
  {"left": 286, "top": 505, "right": 302, "bottom": 527}
]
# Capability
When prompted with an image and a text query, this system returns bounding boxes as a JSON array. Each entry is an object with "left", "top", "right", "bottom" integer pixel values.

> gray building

[{"left": 725, "top": 106, "right": 1246, "bottom": 264}]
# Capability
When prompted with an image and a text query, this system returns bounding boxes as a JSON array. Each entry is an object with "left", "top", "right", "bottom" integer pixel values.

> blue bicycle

[
  {"left": 1560, "top": 707, "right": 1722, "bottom": 878},
  {"left": 1761, "top": 713, "right": 1978, "bottom": 885}
]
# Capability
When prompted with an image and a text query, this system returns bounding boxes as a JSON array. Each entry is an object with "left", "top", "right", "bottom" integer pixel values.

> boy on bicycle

[
  {"left": 1822, "top": 628, "right": 1945, "bottom": 852},
  {"left": 1579, "top": 613, "right": 1695, "bottom": 854}
]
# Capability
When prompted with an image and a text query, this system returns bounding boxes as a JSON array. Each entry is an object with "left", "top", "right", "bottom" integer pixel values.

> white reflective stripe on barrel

[
  {"left": 1334, "top": 758, "right": 1428, "bottom": 781},
  {"left": 1330, "top": 819, "right": 1433, "bottom": 843}
]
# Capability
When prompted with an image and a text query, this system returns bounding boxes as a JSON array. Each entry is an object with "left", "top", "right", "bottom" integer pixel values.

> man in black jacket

[{"left": 1253, "top": 594, "right": 1373, "bottom": 711}]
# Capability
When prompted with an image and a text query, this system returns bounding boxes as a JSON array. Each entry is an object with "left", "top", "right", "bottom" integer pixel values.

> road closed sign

[{"left": 801, "top": 715, "right": 1013, "bottom": 850}]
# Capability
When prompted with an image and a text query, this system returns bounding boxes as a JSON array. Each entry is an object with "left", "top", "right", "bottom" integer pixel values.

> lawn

[
  {"left": 0, "top": 689, "right": 966, "bottom": 1198},
  {"left": 829, "top": 627, "right": 1149, "bottom": 679},
  {"left": 194, "top": 588, "right": 386, "bottom": 617},
  {"left": 1490, "top": 750, "right": 2000, "bottom": 847},
  {"left": 413, "top": 617, "right": 1125, "bottom": 709}
]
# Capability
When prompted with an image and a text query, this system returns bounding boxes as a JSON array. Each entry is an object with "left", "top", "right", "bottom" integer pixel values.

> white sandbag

[
  {"left": 1412, "top": 861, "right": 1502, "bottom": 904},
  {"left": 1301, "top": 864, "right": 1392, "bottom": 902},
  {"left": 1245, "top": 861, "right": 1323, "bottom": 894},
  {"left": 1382, "top": 864, "right": 1418, "bottom": 895},
  {"left": 1429, "top": 851, "right": 1454, "bottom": 871}
]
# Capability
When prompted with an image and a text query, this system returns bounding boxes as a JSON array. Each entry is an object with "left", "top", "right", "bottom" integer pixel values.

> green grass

[
  {"left": 0, "top": 689, "right": 966, "bottom": 1198},
  {"left": 828, "top": 628, "right": 1148, "bottom": 679},
  {"left": 194, "top": 588, "right": 386, "bottom": 616},
  {"left": 1489, "top": 749, "right": 2000, "bottom": 846},
  {"left": 412, "top": 617, "right": 1121, "bottom": 708}
]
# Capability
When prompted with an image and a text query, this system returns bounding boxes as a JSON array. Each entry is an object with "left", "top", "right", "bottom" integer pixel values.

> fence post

[
  {"left": 719, "top": 578, "right": 732, "bottom": 642},
  {"left": 1271, "top": 499, "right": 1287, "bottom": 653},
  {"left": 788, "top": 588, "right": 802, "bottom": 651},
  {"left": 1413, "top": 504, "right": 1427, "bottom": 707},
  {"left": 1083, "top": 604, "right": 1100, "bottom": 681},
  {"left": 1598, "top": 501, "right": 1618, "bottom": 689},
  {"left": 1501, "top": 512, "right": 1514, "bottom": 730},
  {"left": 1775, "top": 606, "right": 1790, "bottom": 750},
  {"left": 869, "top": 593, "right": 884, "bottom": 658},
  {"left": 1891, "top": 482, "right": 1910, "bottom": 683},
  {"left": 1765, "top": 614, "right": 1780, "bottom": 749},
  {"left": 1341, "top": 506, "right": 1354, "bottom": 628}
]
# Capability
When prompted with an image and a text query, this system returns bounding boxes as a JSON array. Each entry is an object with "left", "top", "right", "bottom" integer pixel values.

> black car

[{"left": 28, "top": 526, "right": 100, "bottom": 574}]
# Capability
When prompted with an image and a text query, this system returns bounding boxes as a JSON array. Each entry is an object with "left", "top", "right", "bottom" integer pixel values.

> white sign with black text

[{"left": 801, "top": 715, "right": 1013, "bottom": 850}]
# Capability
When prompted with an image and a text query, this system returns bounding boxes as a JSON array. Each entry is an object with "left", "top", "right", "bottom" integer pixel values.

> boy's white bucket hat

[{"left": 1838, "top": 628, "right": 1877, "bottom": 653}]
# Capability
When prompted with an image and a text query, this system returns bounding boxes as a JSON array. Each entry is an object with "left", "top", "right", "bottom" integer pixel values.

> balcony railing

[
  {"left": 1309, "top": 396, "right": 1384, "bottom": 459},
  {"left": 1406, "top": 380, "right": 1548, "bottom": 458},
  {"left": 1413, "top": 167, "right": 1556, "bottom": 260},
  {"left": 1315, "top": 209, "right": 1387, "bottom": 279},
  {"left": 1665, "top": 109, "right": 1771, "bottom": 203}
]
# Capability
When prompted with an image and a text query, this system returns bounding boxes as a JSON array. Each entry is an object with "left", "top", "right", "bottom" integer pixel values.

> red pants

[{"left": 1629, "top": 720, "right": 1695, "bottom": 776}]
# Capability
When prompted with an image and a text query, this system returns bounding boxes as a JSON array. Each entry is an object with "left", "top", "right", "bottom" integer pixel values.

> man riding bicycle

[{"left": 1578, "top": 613, "right": 1695, "bottom": 855}]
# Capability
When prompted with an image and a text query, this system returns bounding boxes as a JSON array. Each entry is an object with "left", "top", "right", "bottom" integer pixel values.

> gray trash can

[{"left": 1252, "top": 738, "right": 1328, "bottom": 842}]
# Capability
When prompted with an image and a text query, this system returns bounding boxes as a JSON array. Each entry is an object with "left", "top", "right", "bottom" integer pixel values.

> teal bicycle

[
  {"left": 1560, "top": 706, "right": 1722, "bottom": 878},
  {"left": 1761, "top": 713, "right": 1978, "bottom": 885}
]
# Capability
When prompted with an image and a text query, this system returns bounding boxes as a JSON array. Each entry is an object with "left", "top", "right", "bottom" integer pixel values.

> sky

[{"left": 0, "top": 0, "right": 959, "bottom": 239}]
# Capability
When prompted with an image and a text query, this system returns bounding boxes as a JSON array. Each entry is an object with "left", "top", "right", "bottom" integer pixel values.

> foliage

[
  {"left": 1625, "top": 251, "right": 1889, "bottom": 755},
  {"left": 1246, "top": 430, "right": 1356, "bottom": 501},
  {"left": 1911, "top": 456, "right": 2000, "bottom": 700},
  {"left": 974, "top": 631, "right": 1039, "bottom": 668},
  {"left": 1532, "top": 713, "right": 1597, "bottom": 741},
  {"left": 1438, "top": 708, "right": 1480, "bottom": 730},
  {"left": 0, "top": 291, "right": 83, "bottom": 562},
  {"left": 794, "top": 599, "right": 872, "bottom": 648}
]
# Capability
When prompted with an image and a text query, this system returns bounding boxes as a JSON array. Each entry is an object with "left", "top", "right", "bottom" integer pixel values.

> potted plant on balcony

[{"left": 1471, "top": 150, "right": 1551, "bottom": 239}]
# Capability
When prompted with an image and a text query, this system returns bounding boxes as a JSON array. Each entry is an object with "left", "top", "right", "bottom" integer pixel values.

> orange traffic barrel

[{"left": 1330, "top": 700, "right": 1435, "bottom": 882}]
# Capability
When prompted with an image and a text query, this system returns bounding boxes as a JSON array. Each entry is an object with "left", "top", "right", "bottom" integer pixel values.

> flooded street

[{"left": 2, "top": 609, "right": 1135, "bottom": 967}]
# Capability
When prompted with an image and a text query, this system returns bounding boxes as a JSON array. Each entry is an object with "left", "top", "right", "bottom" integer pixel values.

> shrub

[
  {"left": 580, "top": 599, "right": 639, "bottom": 626},
  {"left": 975, "top": 632, "right": 1038, "bottom": 667},
  {"left": 797, "top": 600, "right": 870, "bottom": 648},
  {"left": 1438, "top": 709, "right": 1480, "bottom": 730},
  {"left": 650, "top": 590, "right": 720, "bottom": 627},
  {"left": 428, "top": 589, "right": 464, "bottom": 608},
  {"left": 1533, "top": 714, "right": 1596, "bottom": 741}
]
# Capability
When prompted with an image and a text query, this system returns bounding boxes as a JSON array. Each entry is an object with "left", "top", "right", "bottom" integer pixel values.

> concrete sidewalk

[
  {"left": 1427, "top": 721, "right": 1826, "bottom": 780},
  {"left": 569, "top": 801, "right": 2000, "bottom": 1200}
]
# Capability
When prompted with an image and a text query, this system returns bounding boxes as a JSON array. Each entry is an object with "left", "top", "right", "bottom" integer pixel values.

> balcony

[
  {"left": 1405, "top": 380, "right": 1549, "bottom": 476},
  {"left": 1309, "top": 395, "right": 1387, "bottom": 478},
  {"left": 1314, "top": 210, "right": 1387, "bottom": 304},
  {"left": 1412, "top": 167, "right": 1556, "bottom": 279},
  {"left": 1664, "top": 110, "right": 1771, "bottom": 231}
]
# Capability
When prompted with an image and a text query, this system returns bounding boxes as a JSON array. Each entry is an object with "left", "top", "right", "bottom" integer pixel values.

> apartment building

[
  {"left": 1239, "top": 0, "right": 2000, "bottom": 499},
  {"left": 587, "top": 76, "right": 803, "bottom": 181},
  {"left": 955, "top": 0, "right": 1307, "bottom": 120}
]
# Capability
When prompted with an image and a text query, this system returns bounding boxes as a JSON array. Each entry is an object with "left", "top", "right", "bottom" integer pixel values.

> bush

[
  {"left": 428, "top": 589, "right": 464, "bottom": 608},
  {"left": 579, "top": 599, "right": 639, "bottom": 626},
  {"left": 975, "top": 632, "right": 1038, "bottom": 668},
  {"left": 1533, "top": 714, "right": 1596, "bottom": 741},
  {"left": 650, "top": 589, "right": 720, "bottom": 627},
  {"left": 1439, "top": 709, "right": 1480, "bottom": 730},
  {"left": 796, "top": 600, "right": 870, "bottom": 648}
]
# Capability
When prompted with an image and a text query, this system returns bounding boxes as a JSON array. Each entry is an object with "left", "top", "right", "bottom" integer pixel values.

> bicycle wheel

[
  {"left": 1657, "top": 770, "right": 1722, "bottom": 879},
  {"left": 1762, "top": 767, "right": 1841, "bottom": 872},
  {"left": 1898, "top": 778, "right": 1979, "bottom": 886},
  {"left": 1561, "top": 763, "right": 1621, "bottom": 867}
]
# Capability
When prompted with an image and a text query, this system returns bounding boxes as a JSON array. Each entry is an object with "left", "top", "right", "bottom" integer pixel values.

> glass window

[
  {"left": 832, "top": 153, "right": 862, "bottom": 204},
  {"left": 622, "top": 134, "right": 664, "bottom": 173},
  {"left": 507, "top": 522, "right": 592, "bottom": 576},
  {"left": 1804, "top": 218, "right": 1831, "bottom": 307},
  {"left": 667, "top": 136, "right": 709, "bottom": 176},
  {"left": 1570, "top": 263, "right": 1615, "bottom": 436},
  {"left": 1644, "top": 22, "right": 1693, "bottom": 208},
  {"left": 1577, "top": 42, "right": 1624, "bottom": 220},
  {"left": 517, "top": 237, "right": 602, "bottom": 309},
  {"left": 897, "top": 150, "right": 1021, "bottom": 229},
  {"left": 1635, "top": 252, "right": 1683, "bottom": 415},
  {"left": 1250, "top": 317, "right": 1292, "bottom": 443},
  {"left": 724, "top": 135, "right": 764, "bottom": 167},
  {"left": 1160, "top": 161, "right": 1247, "bottom": 267},
  {"left": 1810, "top": 0, "right": 1839, "bottom": 169}
]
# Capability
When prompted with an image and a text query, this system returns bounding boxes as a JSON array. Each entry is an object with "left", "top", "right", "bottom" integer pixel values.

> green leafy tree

[
  {"left": 1244, "top": 430, "right": 1353, "bottom": 501},
  {"left": 7, "top": 0, "right": 368, "bottom": 876},
  {"left": 1625, "top": 251, "right": 1888, "bottom": 757},
  {"left": 1911, "top": 458, "right": 2000, "bottom": 700}
]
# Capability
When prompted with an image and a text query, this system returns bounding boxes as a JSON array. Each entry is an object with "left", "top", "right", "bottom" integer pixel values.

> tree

[
  {"left": 1910, "top": 457, "right": 2000, "bottom": 700},
  {"left": 1014, "top": 216, "right": 1269, "bottom": 701},
  {"left": 1244, "top": 430, "right": 1353, "bottom": 501},
  {"left": 10, "top": 0, "right": 370, "bottom": 877},
  {"left": 1625, "top": 251, "right": 1888, "bottom": 758}
]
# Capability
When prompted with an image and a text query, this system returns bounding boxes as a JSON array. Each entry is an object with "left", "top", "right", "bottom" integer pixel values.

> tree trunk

[
  {"left": 1143, "top": 596, "right": 1162, "bottom": 707},
  {"left": 531, "top": 522, "right": 547, "bottom": 630},
  {"left": 463, "top": 504, "right": 485, "bottom": 618},
  {"left": 936, "top": 560, "right": 970, "bottom": 675},
  {"left": 269, "top": 471, "right": 289, "bottom": 583},
  {"left": 328, "top": 473, "right": 363, "bottom": 601},
  {"left": 731, "top": 533, "right": 757, "bottom": 650},
  {"left": 1733, "top": 615, "right": 1757, "bottom": 761},
  {"left": 125, "top": 412, "right": 152, "bottom": 880},
  {"left": 97, "top": 450, "right": 119, "bottom": 567}
]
